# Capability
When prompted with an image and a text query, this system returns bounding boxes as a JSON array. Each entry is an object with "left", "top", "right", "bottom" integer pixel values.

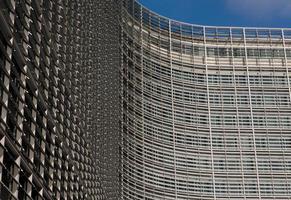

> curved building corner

[{"left": 121, "top": 0, "right": 291, "bottom": 199}]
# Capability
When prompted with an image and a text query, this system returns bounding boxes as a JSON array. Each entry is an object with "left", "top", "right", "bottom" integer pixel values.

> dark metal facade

[{"left": 0, "top": 0, "right": 120, "bottom": 200}]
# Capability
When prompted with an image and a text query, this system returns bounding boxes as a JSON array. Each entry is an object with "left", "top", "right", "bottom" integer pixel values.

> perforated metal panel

[{"left": 0, "top": 0, "right": 120, "bottom": 199}]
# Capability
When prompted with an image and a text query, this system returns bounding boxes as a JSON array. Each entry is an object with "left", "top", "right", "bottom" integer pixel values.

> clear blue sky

[{"left": 138, "top": 0, "right": 291, "bottom": 28}]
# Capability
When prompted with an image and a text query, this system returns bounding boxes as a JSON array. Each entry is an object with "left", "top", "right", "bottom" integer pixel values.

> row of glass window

[
  {"left": 174, "top": 44, "right": 291, "bottom": 58},
  {"left": 209, "top": 94, "right": 289, "bottom": 106},
  {"left": 143, "top": 126, "right": 291, "bottom": 150},
  {"left": 173, "top": 90, "right": 290, "bottom": 106},
  {"left": 144, "top": 59, "right": 289, "bottom": 88},
  {"left": 208, "top": 74, "right": 288, "bottom": 86},
  {"left": 206, "top": 47, "right": 290, "bottom": 58},
  {"left": 173, "top": 72, "right": 289, "bottom": 86},
  {"left": 143, "top": 35, "right": 291, "bottom": 58},
  {"left": 146, "top": 110, "right": 291, "bottom": 127},
  {"left": 174, "top": 134, "right": 291, "bottom": 150},
  {"left": 211, "top": 115, "right": 291, "bottom": 128}
]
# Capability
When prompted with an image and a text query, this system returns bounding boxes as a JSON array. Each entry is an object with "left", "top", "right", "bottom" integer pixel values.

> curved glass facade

[{"left": 121, "top": 0, "right": 291, "bottom": 199}]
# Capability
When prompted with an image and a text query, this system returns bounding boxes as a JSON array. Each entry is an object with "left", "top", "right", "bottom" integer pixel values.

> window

[{"left": 233, "top": 48, "right": 245, "bottom": 57}]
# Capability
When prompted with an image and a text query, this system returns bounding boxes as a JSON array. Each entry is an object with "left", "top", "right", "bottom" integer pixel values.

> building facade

[
  {"left": 121, "top": 0, "right": 291, "bottom": 199},
  {"left": 0, "top": 0, "right": 120, "bottom": 199},
  {"left": 1, "top": 0, "right": 291, "bottom": 200}
]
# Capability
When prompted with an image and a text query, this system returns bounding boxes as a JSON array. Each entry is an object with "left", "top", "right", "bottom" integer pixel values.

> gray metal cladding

[
  {"left": 2, "top": 0, "right": 291, "bottom": 199},
  {"left": 121, "top": 0, "right": 291, "bottom": 199},
  {"left": 0, "top": 0, "right": 120, "bottom": 199}
]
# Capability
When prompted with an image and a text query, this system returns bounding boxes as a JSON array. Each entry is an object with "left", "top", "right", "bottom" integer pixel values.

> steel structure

[
  {"left": 121, "top": 0, "right": 291, "bottom": 199},
  {"left": 2, "top": 0, "right": 291, "bottom": 200},
  {"left": 0, "top": 0, "right": 120, "bottom": 200}
]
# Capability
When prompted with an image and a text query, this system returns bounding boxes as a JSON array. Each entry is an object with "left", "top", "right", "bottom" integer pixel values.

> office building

[
  {"left": 121, "top": 0, "right": 291, "bottom": 199},
  {"left": 1, "top": 0, "right": 291, "bottom": 199}
]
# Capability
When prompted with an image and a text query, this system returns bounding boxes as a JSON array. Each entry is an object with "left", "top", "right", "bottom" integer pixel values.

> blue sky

[{"left": 138, "top": 0, "right": 291, "bottom": 28}]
